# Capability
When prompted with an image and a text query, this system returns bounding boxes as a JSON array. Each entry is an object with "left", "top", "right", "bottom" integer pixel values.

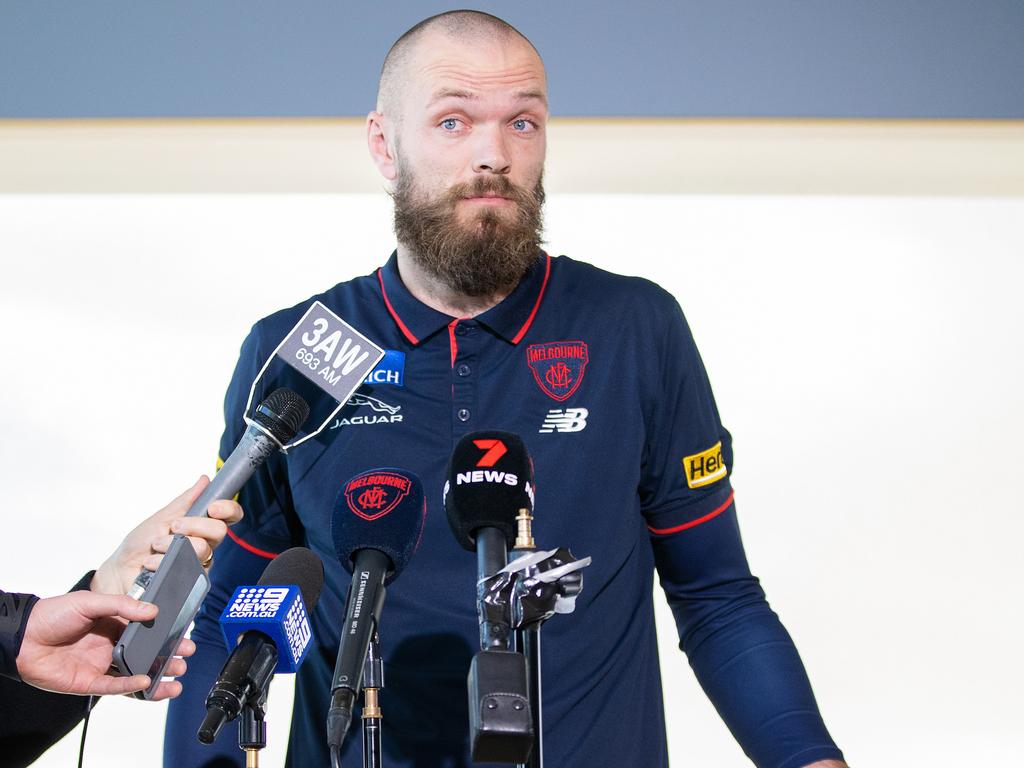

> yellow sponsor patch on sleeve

[{"left": 682, "top": 441, "right": 727, "bottom": 489}]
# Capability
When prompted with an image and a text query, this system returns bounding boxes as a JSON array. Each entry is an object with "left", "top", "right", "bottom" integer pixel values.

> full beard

[{"left": 392, "top": 172, "right": 545, "bottom": 298}]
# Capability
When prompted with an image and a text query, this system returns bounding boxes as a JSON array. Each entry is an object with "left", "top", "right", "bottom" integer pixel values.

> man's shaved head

[
  {"left": 366, "top": 10, "right": 549, "bottom": 304},
  {"left": 377, "top": 10, "right": 542, "bottom": 116}
]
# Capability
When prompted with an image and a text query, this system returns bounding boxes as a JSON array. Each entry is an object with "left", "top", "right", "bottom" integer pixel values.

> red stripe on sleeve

[
  {"left": 647, "top": 490, "right": 736, "bottom": 536},
  {"left": 377, "top": 268, "right": 419, "bottom": 345},
  {"left": 226, "top": 527, "right": 279, "bottom": 560}
]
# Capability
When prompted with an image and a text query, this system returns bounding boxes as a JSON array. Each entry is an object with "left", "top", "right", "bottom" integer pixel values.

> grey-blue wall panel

[{"left": 1, "top": 0, "right": 1022, "bottom": 119}]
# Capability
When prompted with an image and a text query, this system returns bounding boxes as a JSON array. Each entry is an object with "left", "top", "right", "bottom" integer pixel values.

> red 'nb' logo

[{"left": 473, "top": 439, "right": 508, "bottom": 467}]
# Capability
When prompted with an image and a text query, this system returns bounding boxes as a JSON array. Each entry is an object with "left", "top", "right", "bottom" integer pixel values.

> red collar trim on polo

[
  {"left": 510, "top": 252, "right": 551, "bottom": 344},
  {"left": 376, "top": 251, "right": 552, "bottom": 346},
  {"left": 377, "top": 267, "right": 419, "bottom": 345}
]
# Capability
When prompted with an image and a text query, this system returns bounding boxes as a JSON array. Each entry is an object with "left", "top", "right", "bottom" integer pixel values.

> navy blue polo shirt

[{"left": 166, "top": 252, "right": 843, "bottom": 768}]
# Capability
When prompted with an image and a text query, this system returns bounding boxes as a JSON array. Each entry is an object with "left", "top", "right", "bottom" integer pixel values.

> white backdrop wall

[{"left": 0, "top": 193, "right": 1020, "bottom": 767}]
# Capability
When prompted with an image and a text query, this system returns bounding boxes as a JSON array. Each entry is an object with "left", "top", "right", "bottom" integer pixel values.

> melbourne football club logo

[
  {"left": 344, "top": 470, "right": 412, "bottom": 521},
  {"left": 526, "top": 341, "right": 590, "bottom": 401}
]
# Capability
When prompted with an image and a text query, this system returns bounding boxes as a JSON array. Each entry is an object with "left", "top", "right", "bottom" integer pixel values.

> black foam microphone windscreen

[
  {"left": 331, "top": 468, "right": 426, "bottom": 584},
  {"left": 444, "top": 431, "right": 535, "bottom": 552},
  {"left": 258, "top": 546, "right": 325, "bottom": 607}
]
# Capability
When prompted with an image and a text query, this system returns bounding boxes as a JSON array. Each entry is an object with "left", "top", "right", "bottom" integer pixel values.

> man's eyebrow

[
  {"left": 428, "top": 88, "right": 477, "bottom": 106},
  {"left": 427, "top": 88, "right": 548, "bottom": 107},
  {"left": 514, "top": 90, "right": 548, "bottom": 105}
]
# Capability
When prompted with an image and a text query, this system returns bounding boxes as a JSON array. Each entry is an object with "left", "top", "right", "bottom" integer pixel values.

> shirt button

[
  {"left": 457, "top": 408, "right": 471, "bottom": 422},
  {"left": 455, "top": 325, "right": 469, "bottom": 336},
  {"left": 457, "top": 363, "right": 471, "bottom": 377}
]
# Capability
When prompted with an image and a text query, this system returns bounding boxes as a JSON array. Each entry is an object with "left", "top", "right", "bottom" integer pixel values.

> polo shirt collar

[{"left": 377, "top": 250, "right": 552, "bottom": 346}]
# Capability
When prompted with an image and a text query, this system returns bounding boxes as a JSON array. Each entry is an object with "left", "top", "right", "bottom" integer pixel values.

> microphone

[
  {"left": 326, "top": 468, "right": 426, "bottom": 754},
  {"left": 197, "top": 547, "right": 324, "bottom": 745},
  {"left": 129, "top": 387, "right": 310, "bottom": 599},
  {"left": 444, "top": 431, "right": 536, "bottom": 763},
  {"left": 444, "top": 431, "right": 535, "bottom": 650}
]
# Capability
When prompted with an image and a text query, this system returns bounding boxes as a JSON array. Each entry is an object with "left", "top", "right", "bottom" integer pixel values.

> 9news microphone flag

[{"left": 198, "top": 547, "right": 324, "bottom": 745}]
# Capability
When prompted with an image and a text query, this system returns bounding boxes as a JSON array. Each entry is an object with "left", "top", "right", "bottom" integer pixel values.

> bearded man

[{"left": 166, "top": 11, "right": 847, "bottom": 768}]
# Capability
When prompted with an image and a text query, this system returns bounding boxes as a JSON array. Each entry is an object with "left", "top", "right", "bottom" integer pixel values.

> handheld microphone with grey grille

[
  {"left": 197, "top": 547, "right": 324, "bottom": 746},
  {"left": 326, "top": 468, "right": 427, "bottom": 756},
  {"left": 128, "top": 387, "right": 310, "bottom": 599}
]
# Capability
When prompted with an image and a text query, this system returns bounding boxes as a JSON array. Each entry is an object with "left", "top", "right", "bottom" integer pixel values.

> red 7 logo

[{"left": 472, "top": 439, "right": 508, "bottom": 467}]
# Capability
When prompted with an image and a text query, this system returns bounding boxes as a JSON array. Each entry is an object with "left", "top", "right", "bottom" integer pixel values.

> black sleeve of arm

[
  {"left": 0, "top": 589, "right": 38, "bottom": 681},
  {"left": 652, "top": 503, "right": 845, "bottom": 768},
  {"left": 0, "top": 677, "right": 92, "bottom": 768},
  {"left": 0, "top": 574, "right": 98, "bottom": 766}
]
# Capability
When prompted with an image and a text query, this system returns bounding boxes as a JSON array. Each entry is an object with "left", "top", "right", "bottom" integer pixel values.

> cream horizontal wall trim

[{"left": 0, "top": 118, "right": 1021, "bottom": 195}]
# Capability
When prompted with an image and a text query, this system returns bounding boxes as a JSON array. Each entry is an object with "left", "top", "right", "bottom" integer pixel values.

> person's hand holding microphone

[{"left": 10, "top": 476, "right": 242, "bottom": 699}]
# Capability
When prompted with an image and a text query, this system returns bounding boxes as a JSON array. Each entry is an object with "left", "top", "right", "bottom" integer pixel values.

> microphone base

[
  {"left": 238, "top": 700, "right": 268, "bottom": 752},
  {"left": 468, "top": 650, "right": 534, "bottom": 764}
]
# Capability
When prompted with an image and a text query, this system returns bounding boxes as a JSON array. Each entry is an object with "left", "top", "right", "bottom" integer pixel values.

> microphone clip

[{"left": 478, "top": 547, "right": 592, "bottom": 632}]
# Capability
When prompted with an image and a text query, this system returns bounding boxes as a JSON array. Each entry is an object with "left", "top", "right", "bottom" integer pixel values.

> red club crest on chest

[
  {"left": 344, "top": 471, "right": 411, "bottom": 521},
  {"left": 526, "top": 341, "right": 590, "bottom": 401}
]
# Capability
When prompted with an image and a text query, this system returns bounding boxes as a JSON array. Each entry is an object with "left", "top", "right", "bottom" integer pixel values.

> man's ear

[{"left": 367, "top": 111, "right": 398, "bottom": 182}]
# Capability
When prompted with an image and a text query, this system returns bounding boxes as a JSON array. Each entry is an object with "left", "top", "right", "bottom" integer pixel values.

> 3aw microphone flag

[{"left": 244, "top": 301, "right": 385, "bottom": 450}]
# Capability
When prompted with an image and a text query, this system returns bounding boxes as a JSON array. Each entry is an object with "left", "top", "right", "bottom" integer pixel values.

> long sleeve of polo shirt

[
  {"left": 640, "top": 297, "right": 844, "bottom": 768},
  {"left": 651, "top": 505, "right": 845, "bottom": 768}
]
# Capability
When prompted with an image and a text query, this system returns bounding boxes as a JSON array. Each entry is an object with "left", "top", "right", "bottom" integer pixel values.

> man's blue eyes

[{"left": 440, "top": 119, "right": 533, "bottom": 131}]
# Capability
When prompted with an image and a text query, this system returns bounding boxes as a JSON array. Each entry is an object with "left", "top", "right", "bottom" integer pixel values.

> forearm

[
  {"left": 651, "top": 503, "right": 844, "bottom": 768},
  {"left": 684, "top": 601, "right": 844, "bottom": 768}
]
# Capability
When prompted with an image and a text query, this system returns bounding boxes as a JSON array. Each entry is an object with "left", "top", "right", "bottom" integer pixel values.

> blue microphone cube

[{"left": 219, "top": 585, "right": 313, "bottom": 673}]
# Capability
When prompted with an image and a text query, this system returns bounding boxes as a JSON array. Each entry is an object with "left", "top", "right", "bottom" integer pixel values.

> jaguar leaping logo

[
  {"left": 347, "top": 393, "right": 400, "bottom": 415},
  {"left": 330, "top": 393, "right": 404, "bottom": 429}
]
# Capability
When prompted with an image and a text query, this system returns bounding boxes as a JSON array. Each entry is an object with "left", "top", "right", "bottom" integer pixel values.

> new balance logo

[{"left": 539, "top": 408, "right": 589, "bottom": 433}]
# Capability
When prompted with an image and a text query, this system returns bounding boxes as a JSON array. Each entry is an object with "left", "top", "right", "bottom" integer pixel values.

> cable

[{"left": 77, "top": 695, "right": 97, "bottom": 768}]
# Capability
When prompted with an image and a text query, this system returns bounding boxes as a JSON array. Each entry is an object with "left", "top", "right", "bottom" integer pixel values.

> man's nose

[{"left": 472, "top": 125, "right": 511, "bottom": 174}]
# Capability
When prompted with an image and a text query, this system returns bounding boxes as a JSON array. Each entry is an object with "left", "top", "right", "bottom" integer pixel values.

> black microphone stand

[
  {"left": 238, "top": 685, "right": 269, "bottom": 768},
  {"left": 361, "top": 632, "right": 385, "bottom": 768},
  {"left": 510, "top": 508, "right": 542, "bottom": 768}
]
